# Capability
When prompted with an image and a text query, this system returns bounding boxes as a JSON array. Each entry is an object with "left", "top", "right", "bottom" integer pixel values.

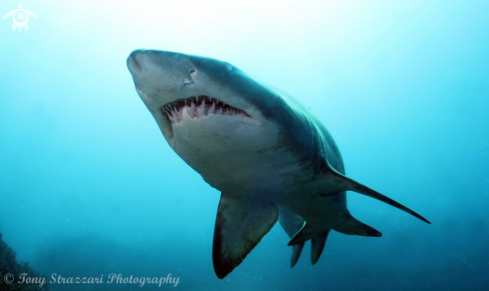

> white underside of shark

[{"left": 126, "top": 50, "right": 430, "bottom": 279}]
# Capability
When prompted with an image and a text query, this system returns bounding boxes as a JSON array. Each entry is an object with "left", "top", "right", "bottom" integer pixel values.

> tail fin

[{"left": 320, "top": 162, "right": 431, "bottom": 224}]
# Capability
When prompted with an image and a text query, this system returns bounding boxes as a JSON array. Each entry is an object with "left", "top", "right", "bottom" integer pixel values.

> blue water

[{"left": 1, "top": 0, "right": 488, "bottom": 290}]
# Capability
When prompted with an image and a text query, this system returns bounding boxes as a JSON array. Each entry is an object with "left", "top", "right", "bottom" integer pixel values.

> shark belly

[
  {"left": 171, "top": 106, "right": 352, "bottom": 245},
  {"left": 171, "top": 110, "right": 309, "bottom": 201}
]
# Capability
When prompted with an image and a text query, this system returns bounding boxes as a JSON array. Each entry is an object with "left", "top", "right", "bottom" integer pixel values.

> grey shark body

[{"left": 126, "top": 50, "right": 430, "bottom": 279}]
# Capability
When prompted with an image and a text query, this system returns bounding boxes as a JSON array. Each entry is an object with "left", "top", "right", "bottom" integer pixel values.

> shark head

[
  {"left": 127, "top": 50, "right": 270, "bottom": 147},
  {"left": 126, "top": 49, "right": 320, "bottom": 194}
]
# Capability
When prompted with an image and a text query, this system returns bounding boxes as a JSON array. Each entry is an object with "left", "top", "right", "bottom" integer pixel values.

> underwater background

[{"left": 1, "top": 0, "right": 488, "bottom": 290}]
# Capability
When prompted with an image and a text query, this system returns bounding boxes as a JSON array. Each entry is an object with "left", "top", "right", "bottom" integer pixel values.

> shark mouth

[{"left": 161, "top": 96, "right": 250, "bottom": 125}]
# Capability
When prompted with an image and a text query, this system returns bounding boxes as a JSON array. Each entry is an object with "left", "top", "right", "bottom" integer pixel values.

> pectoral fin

[{"left": 213, "top": 194, "right": 278, "bottom": 279}]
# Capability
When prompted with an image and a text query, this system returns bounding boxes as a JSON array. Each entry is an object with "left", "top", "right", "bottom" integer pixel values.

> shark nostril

[
  {"left": 129, "top": 56, "right": 142, "bottom": 71},
  {"left": 189, "top": 69, "right": 196, "bottom": 74}
]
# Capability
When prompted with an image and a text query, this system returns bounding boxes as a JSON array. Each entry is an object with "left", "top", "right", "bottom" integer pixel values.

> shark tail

[
  {"left": 288, "top": 161, "right": 429, "bottom": 246},
  {"left": 212, "top": 193, "right": 278, "bottom": 279},
  {"left": 321, "top": 161, "right": 431, "bottom": 224}
]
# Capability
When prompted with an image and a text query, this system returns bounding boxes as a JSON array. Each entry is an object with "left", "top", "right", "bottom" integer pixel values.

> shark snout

[
  {"left": 127, "top": 50, "right": 169, "bottom": 97},
  {"left": 126, "top": 49, "right": 193, "bottom": 93},
  {"left": 126, "top": 49, "right": 152, "bottom": 74},
  {"left": 127, "top": 49, "right": 186, "bottom": 72}
]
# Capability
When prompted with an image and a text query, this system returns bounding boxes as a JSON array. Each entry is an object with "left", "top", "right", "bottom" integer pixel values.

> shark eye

[{"left": 189, "top": 69, "right": 196, "bottom": 74}]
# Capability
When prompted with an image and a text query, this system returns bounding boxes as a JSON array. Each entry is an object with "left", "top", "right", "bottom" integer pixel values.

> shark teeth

[{"left": 161, "top": 95, "right": 248, "bottom": 125}]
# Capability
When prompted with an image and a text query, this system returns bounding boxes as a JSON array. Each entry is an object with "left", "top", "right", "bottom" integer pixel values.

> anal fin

[
  {"left": 334, "top": 216, "right": 382, "bottom": 237},
  {"left": 213, "top": 194, "right": 278, "bottom": 279}
]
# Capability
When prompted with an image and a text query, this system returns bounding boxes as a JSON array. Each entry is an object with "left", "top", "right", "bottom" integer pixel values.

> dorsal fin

[{"left": 321, "top": 162, "right": 431, "bottom": 224}]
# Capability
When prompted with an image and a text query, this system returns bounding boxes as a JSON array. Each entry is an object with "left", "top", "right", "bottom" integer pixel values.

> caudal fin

[{"left": 321, "top": 162, "right": 431, "bottom": 224}]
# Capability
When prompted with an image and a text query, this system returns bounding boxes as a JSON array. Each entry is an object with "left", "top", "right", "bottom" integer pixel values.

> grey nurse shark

[{"left": 126, "top": 50, "right": 430, "bottom": 279}]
